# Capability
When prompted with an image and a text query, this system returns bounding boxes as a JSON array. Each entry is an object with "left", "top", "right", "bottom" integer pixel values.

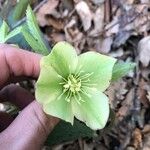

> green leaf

[
  {"left": 26, "top": 6, "right": 49, "bottom": 55},
  {"left": 13, "top": 0, "right": 29, "bottom": 20},
  {"left": 112, "top": 62, "right": 136, "bottom": 81},
  {"left": 5, "top": 25, "right": 37, "bottom": 50},
  {"left": 6, "top": 27, "right": 30, "bottom": 49},
  {"left": 5, "top": 25, "right": 47, "bottom": 53},
  {"left": 21, "top": 25, "right": 45, "bottom": 53},
  {"left": 7, "top": 9, "right": 19, "bottom": 28},
  {"left": 11, "top": 25, "right": 46, "bottom": 54},
  {"left": 0, "top": 21, "right": 10, "bottom": 43},
  {"left": 5, "top": 26, "right": 22, "bottom": 41},
  {"left": 45, "top": 119, "right": 94, "bottom": 146}
]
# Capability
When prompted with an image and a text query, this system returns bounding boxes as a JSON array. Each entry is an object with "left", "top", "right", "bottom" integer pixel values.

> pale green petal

[
  {"left": 43, "top": 94, "right": 74, "bottom": 124},
  {"left": 44, "top": 41, "right": 78, "bottom": 78},
  {"left": 78, "top": 52, "right": 117, "bottom": 92},
  {"left": 35, "top": 58, "right": 63, "bottom": 104},
  {"left": 72, "top": 91, "right": 109, "bottom": 130}
]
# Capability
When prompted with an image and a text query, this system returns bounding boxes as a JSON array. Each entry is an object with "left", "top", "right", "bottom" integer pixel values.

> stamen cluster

[{"left": 58, "top": 69, "right": 95, "bottom": 104}]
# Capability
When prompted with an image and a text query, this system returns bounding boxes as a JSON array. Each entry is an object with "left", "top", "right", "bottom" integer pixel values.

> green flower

[{"left": 35, "top": 41, "right": 116, "bottom": 130}]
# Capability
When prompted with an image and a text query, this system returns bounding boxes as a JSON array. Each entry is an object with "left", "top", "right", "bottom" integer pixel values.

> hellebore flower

[{"left": 35, "top": 41, "right": 116, "bottom": 130}]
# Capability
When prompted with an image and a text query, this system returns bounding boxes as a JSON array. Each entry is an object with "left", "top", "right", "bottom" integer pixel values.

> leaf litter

[
  {"left": 35, "top": 0, "right": 150, "bottom": 149},
  {"left": 37, "top": 0, "right": 150, "bottom": 150},
  {"left": 1, "top": 0, "right": 150, "bottom": 149}
]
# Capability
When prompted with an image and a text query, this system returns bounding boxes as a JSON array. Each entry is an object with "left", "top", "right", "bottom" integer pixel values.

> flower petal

[
  {"left": 35, "top": 58, "right": 63, "bottom": 104},
  {"left": 44, "top": 41, "right": 78, "bottom": 78},
  {"left": 78, "top": 52, "right": 116, "bottom": 92},
  {"left": 43, "top": 94, "right": 74, "bottom": 124},
  {"left": 72, "top": 91, "right": 109, "bottom": 130}
]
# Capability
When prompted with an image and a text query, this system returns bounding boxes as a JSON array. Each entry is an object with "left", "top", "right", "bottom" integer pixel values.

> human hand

[{"left": 0, "top": 44, "right": 59, "bottom": 150}]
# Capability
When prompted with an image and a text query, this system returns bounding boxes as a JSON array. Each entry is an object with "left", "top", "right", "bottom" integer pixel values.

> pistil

[{"left": 58, "top": 72, "right": 95, "bottom": 103}]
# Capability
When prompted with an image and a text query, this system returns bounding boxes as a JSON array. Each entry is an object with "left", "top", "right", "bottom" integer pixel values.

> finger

[
  {"left": 0, "top": 84, "right": 34, "bottom": 109},
  {"left": 0, "top": 112, "right": 14, "bottom": 132},
  {"left": 0, "top": 44, "right": 42, "bottom": 88},
  {"left": 0, "top": 101, "right": 59, "bottom": 150}
]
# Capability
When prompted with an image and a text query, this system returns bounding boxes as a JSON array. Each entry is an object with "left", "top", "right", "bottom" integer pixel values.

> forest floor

[{"left": 1, "top": 0, "right": 150, "bottom": 150}]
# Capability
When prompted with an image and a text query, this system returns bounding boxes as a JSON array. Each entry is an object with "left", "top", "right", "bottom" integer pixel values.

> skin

[{"left": 0, "top": 44, "right": 59, "bottom": 150}]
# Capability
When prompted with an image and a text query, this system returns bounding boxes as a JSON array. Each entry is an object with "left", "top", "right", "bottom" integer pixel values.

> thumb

[{"left": 0, "top": 101, "right": 59, "bottom": 150}]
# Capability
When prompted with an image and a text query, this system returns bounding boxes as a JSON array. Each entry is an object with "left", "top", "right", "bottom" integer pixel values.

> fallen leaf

[
  {"left": 143, "top": 124, "right": 150, "bottom": 134},
  {"left": 117, "top": 88, "right": 134, "bottom": 121},
  {"left": 105, "top": 17, "right": 119, "bottom": 36},
  {"left": 124, "top": 0, "right": 134, "bottom": 5},
  {"left": 89, "top": 5, "right": 104, "bottom": 37},
  {"left": 106, "top": 79, "right": 128, "bottom": 109},
  {"left": 100, "top": 36, "right": 113, "bottom": 54},
  {"left": 141, "top": 68, "right": 150, "bottom": 81},
  {"left": 36, "top": 0, "right": 59, "bottom": 27},
  {"left": 142, "top": 125, "right": 150, "bottom": 150},
  {"left": 47, "top": 17, "right": 64, "bottom": 30},
  {"left": 132, "top": 128, "right": 142, "bottom": 149},
  {"left": 138, "top": 36, "right": 150, "bottom": 67},
  {"left": 137, "top": 78, "right": 150, "bottom": 108},
  {"left": 146, "top": 91, "right": 150, "bottom": 103},
  {"left": 64, "top": 18, "right": 85, "bottom": 54},
  {"left": 141, "top": 0, "right": 150, "bottom": 3},
  {"left": 50, "top": 32, "right": 66, "bottom": 43},
  {"left": 75, "top": 1, "right": 92, "bottom": 31},
  {"left": 113, "top": 30, "right": 132, "bottom": 48}
]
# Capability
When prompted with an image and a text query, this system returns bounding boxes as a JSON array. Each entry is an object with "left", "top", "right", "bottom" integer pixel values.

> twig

[
  {"left": 12, "top": 0, "right": 48, "bottom": 29},
  {"left": 34, "top": 0, "right": 48, "bottom": 12},
  {"left": 104, "top": 0, "right": 112, "bottom": 23}
]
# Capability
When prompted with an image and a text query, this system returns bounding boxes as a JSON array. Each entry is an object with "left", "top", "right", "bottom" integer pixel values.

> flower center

[
  {"left": 63, "top": 74, "right": 81, "bottom": 93},
  {"left": 58, "top": 70, "right": 96, "bottom": 104}
]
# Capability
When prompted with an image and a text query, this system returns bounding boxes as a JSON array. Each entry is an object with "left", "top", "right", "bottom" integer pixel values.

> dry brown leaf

[
  {"left": 141, "top": 68, "right": 150, "bottom": 80},
  {"left": 106, "top": 79, "right": 128, "bottom": 109},
  {"left": 47, "top": 17, "right": 64, "bottom": 30},
  {"left": 105, "top": 17, "right": 119, "bottom": 36},
  {"left": 90, "top": 36, "right": 113, "bottom": 54},
  {"left": 133, "top": 8, "right": 150, "bottom": 33},
  {"left": 138, "top": 36, "right": 150, "bottom": 67},
  {"left": 117, "top": 88, "right": 134, "bottom": 120},
  {"left": 64, "top": 18, "right": 85, "bottom": 54},
  {"left": 146, "top": 91, "right": 150, "bottom": 102},
  {"left": 137, "top": 78, "right": 150, "bottom": 108},
  {"left": 132, "top": 128, "right": 142, "bottom": 149},
  {"left": 143, "top": 125, "right": 150, "bottom": 134},
  {"left": 141, "top": 0, "right": 150, "bottom": 3},
  {"left": 99, "top": 36, "right": 113, "bottom": 54},
  {"left": 89, "top": 5, "right": 104, "bottom": 37},
  {"left": 75, "top": 1, "right": 92, "bottom": 31},
  {"left": 50, "top": 32, "right": 66, "bottom": 43},
  {"left": 142, "top": 125, "right": 150, "bottom": 150},
  {"left": 36, "top": 0, "right": 59, "bottom": 27},
  {"left": 124, "top": 0, "right": 134, "bottom": 5}
]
